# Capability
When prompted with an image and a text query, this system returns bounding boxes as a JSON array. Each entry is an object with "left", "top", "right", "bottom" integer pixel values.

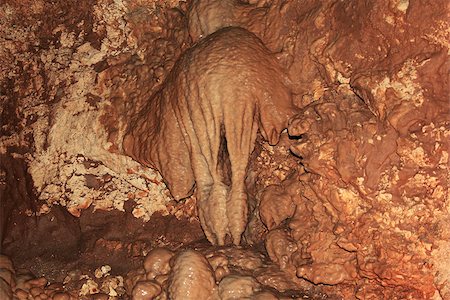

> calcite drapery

[{"left": 123, "top": 27, "right": 296, "bottom": 245}]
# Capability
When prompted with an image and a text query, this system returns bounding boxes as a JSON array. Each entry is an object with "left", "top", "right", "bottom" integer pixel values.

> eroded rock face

[{"left": 123, "top": 26, "right": 297, "bottom": 245}]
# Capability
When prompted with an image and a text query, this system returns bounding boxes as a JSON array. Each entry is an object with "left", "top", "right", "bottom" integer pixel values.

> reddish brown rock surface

[{"left": 1, "top": 0, "right": 448, "bottom": 299}]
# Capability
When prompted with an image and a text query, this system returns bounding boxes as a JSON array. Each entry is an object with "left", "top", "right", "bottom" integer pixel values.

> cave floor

[{"left": 2, "top": 203, "right": 338, "bottom": 299}]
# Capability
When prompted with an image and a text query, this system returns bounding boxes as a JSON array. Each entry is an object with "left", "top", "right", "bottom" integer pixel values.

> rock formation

[
  {"left": 0, "top": 0, "right": 448, "bottom": 299},
  {"left": 122, "top": 26, "right": 297, "bottom": 245}
]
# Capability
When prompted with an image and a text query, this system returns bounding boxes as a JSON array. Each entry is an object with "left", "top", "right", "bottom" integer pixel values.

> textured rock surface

[
  {"left": 272, "top": 1, "right": 448, "bottom": 298},
  {"left": 123, "top": 26, "right": 297, "bottom": 245},
  {"left": 1, "top": 0, "right": 448, "bottom": 299},
  {"left": 168, "top": 250, "right": 217, "bottom": 299},
  {"left": 0, "top": 0, "right": 174, "bottom": 224}
]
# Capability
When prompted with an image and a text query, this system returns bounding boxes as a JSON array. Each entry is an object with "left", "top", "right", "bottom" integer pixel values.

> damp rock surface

[{"left": 1, "top": 0, "right": 449, "bottom": 299}]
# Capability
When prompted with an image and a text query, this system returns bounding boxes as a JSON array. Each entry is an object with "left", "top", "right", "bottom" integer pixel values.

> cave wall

[
  {"left": 0, "top": 0, "right": 180, "bottom": 222},
  {"left": 1, "top": 0, "right": 449, "bottom": 299}
]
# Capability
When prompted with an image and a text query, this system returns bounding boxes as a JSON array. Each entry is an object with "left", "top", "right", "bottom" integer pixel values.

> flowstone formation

[
  {"left": 0, "top": 0, "right": 449, "bottom": 299},
  {"left": 123, "top": 26, "right": 297, "bottom": 246}
]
